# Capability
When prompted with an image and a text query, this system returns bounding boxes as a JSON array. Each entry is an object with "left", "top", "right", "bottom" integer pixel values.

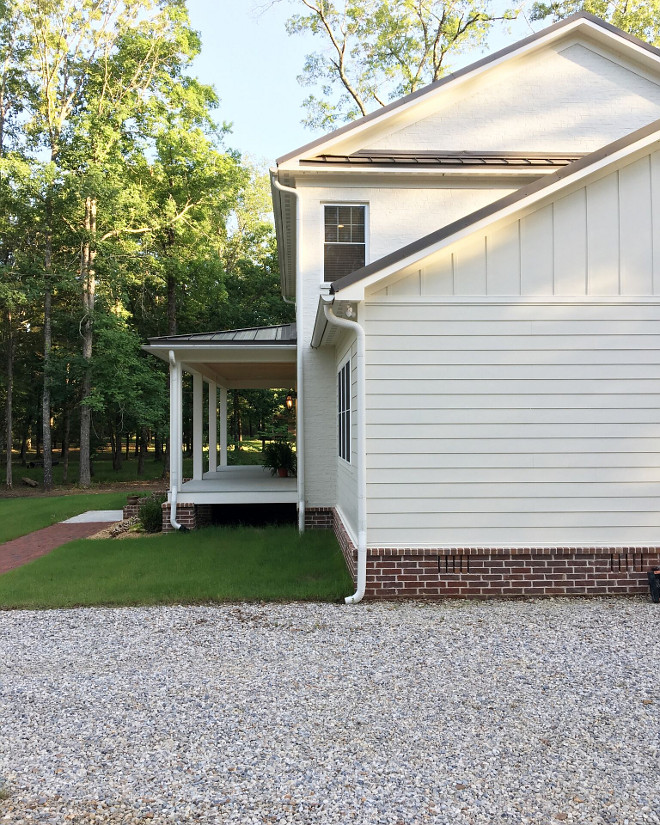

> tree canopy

[
  {"left": 0, "top": 0, "right": 292, "bottom": 489},
  {"left": 284, "top": 0, "right": 517, "bottom": 128}
]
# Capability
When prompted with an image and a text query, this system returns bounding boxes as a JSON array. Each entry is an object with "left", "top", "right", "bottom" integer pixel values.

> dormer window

[{"left": 324, "top": 205, "right": 366, "bottom": 282}]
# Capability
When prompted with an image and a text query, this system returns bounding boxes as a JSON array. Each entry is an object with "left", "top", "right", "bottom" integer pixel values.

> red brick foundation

[
  {"left": 305, "top": 507, "right": 334, "bottom": 530},
  {"left": 161, "top": 502, "right": 197, "bottom": 532},
  {"left": 331, "top": 510, "right": 659, "bottom": 599}
]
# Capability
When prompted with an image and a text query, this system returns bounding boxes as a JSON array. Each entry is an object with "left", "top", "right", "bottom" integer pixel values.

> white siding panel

[
  {"left": 453, "top": 237, "right": 487, "bottom": 294},
  {"left": 486, "top": 222, "right": 520, "bottom": 295},
  {"left": 586, "top": 174, "right": 620, "bottom": 295},
  {"left": 520, "top": 206, "right": 554, "bottom": 295},
  {"left": 553, "top": 189, "right": 587, "bottom": 294},
  {"left": 620, "top": 156, "right": 654, "bottom": 294},
  {"left": 364, "top": 300, "right": 660, "bottom": 547},
  {"left": 421, "top": 252, "right": 454, "bottom": 295}
]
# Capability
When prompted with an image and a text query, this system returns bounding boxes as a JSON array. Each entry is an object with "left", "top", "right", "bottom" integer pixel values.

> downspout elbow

[{"left": 169, "top": 485, "right": 186, "bottom": 532}]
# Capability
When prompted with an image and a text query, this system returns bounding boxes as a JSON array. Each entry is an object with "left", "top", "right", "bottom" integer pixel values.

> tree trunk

[
  {"left": 42, "top": 276, "right": 52, "bottom": 489},
  {"left": 137, "top": 426, "right": 148, "bottom": 476},
  {"left": 5, "top": 309, "right": 13, "bottom": 490},
  {"left": 79, "top": 197, "right": 97, "bottom": 488},
  {"left": 20, "top": 429, "right": 27, "bottom": 465},
  {"left": 61, "top": 405, "right": 70, "bottom": 484},
  {"left": 154, "top": 433, "right": 162, "bottom": 461},
  {"left": 125, "top": 433, "right": 130, "bottom": 460}
]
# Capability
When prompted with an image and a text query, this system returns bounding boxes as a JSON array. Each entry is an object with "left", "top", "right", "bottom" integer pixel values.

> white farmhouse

[{"left": 148, "top": 12, "right": 660, "bottom": 601}]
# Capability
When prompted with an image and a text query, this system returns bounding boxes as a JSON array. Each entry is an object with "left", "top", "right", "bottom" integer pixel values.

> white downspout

[
  {"left": 168, "top": 350, "right": 184, "bottom": 532},
  {"left": 323, "top": 301, "right": 366, "bottom": 605},
  {"left": 271, "top": 171, "right": 305, "bottom": 532}
]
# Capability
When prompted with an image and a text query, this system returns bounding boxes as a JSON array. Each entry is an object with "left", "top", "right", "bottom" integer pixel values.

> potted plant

[{"left": 262, "top": 441, "right": 296, "bottom": 477}]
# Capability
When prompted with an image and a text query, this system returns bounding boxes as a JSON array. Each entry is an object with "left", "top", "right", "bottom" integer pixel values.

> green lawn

[
  {"left": 0, "top": 493, "right": 129, "bottom": 544},
  {"left": 2, "top": 443, "right": 266, "bottom": 487},
  {"left": 0, "top": 526, "right": 353, "bottom": 608}
]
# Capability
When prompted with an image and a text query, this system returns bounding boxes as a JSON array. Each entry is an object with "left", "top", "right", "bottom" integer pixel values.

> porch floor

[{"left": 176, "top": 465, "right": 297, "bottom": 505}]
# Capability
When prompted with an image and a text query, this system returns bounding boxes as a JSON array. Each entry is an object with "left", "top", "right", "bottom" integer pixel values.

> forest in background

[{"left": 0, "top": 0, "right": 293, "bottom": 490}]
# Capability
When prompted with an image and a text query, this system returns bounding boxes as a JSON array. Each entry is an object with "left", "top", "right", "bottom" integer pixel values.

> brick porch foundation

[
  {"left": 331, "top": 509, "right": 659, "bottom": 599},
  {"left": 161, "top": 503, "right": 213, "bottom": 532}
]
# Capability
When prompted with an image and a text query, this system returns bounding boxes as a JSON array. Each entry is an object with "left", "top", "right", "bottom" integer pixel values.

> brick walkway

[{"left": 0, "top": 522, "right": 108, "bottom": 575}]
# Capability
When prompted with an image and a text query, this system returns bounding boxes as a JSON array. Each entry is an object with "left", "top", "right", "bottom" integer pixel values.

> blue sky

[{"left": 186, "top": 0, "right": 537, "bottom": 165}]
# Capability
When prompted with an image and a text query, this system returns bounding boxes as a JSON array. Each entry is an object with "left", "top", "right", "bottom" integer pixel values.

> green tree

[
  {"left": 530, "top": 0, "right": 660, "bottom": 44},
  {"left": 285, "top": 0, "right": 516, "bottom": 128}
]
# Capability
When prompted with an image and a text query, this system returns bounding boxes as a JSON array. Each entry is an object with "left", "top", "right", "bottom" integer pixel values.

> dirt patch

[{"left": 87, "top": 516, "right": 167, "bottom": 540}]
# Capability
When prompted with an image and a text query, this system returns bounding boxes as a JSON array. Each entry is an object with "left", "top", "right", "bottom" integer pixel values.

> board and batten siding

[
  {"left": 363, "top": 300, "right": 660, "bottom": 547},
  {"left": 335, "top": 333, "right": 359, "bottom": 542},
  {"left": 373, "top": 151, "right": 660, "bottom": 299}
]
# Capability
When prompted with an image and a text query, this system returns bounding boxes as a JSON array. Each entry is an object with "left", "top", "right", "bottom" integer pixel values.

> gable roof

[
  {"left": 330, "top": 117, "right": 660, "bottom": 298},
  {"left": 276, "top": 13, "right": 660, "bottom": 167}
]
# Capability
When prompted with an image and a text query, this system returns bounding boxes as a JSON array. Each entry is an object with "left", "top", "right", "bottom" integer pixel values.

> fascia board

[
  {"left": 332, "top": 128, "right": 660, "bottom": 301},
  {"left": 276, "top": 15, "right": 652, "bottom": 168},
  {"left": 144, "top": 345, "right": 297, "bottom": 364}
]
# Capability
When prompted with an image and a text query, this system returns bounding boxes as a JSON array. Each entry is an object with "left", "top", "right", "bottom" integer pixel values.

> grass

[
  {"left": 0, "top": 526, "right": 353, "bottom": 608},
  {"left": 0, "top": 493, "right": 129, "bottom": 544},
  {"left": 1, "top": 442, "right": 267, "bottom": 487}
]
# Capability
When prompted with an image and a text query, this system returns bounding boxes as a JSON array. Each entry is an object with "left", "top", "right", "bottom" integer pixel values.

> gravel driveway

[{"left": 1, "top": 598, "right": 658, "bottom": 824}]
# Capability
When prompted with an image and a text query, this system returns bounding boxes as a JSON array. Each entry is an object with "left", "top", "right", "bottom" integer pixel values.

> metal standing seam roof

[
  {"left": 300, "top": 151, "right": 584, "bottom": 168},
  {"left": 147, "top": 324, "right": 297, "bottom": 346},
  {"left": 329, "top": 118, "right": 660, "bottom": 295}
]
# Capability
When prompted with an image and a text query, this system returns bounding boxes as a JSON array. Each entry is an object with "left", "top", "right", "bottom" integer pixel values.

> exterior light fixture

[{"left": 285, "top": 392, "right": 295, "bottom": 411}]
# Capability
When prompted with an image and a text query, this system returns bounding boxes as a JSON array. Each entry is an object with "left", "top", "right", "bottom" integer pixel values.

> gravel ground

[{"left": 0, "top": 598, "right": 658, "bottom": 825}]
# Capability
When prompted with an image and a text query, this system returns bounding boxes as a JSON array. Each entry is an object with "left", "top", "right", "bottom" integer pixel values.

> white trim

[{"left": 208, "top": 380, "right": 217, "bottom": 474}]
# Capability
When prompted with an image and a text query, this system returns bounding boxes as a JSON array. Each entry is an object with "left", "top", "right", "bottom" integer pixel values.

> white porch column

[
  {"left": 219, "top": 386, "right": 228, "bottom": 467},
  {"left": 208, "top": 380, "right": 217, "bottom": 473},
  {"left": 192, "top": 371, "right": 203, "bottom": 481},
  {"left": 169, "top": 353, "right": 183, "bottom": 490}
]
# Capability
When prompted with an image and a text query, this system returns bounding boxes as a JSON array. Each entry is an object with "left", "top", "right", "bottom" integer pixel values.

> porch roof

[{"left": 144, "top": 324, "right": 297, "bottom": 389}]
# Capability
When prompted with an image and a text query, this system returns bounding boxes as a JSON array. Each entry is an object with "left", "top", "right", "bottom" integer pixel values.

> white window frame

[
  {"left": 322, "top": 202, "right": 369, "bottom": 285},
  {"left": 337, "top": 356, "right": 351, "bottom": 463}
]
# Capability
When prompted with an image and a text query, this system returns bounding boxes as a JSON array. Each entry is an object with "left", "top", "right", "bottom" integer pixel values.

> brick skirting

[
  {"left": 305, "top": 507, "right": 334, "bottom": 530},
  {"left": 331, "top": 509, "right": 659, "bottom": 599}
]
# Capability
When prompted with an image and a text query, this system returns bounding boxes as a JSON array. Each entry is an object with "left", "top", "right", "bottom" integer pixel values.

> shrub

[
  {"left": 262, "top": 441, "right": 296, "bottom": 476},
  {"left": 138, "top": 494, "right": 166, "bottom": 533}
]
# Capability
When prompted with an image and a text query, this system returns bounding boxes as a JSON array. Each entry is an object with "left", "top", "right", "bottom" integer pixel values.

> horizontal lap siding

[{"left": 364, "top": 301, "right": 660, "bottom": 547}]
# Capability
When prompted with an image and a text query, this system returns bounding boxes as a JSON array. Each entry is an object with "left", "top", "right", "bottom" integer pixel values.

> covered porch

[{"left": 144, "top": 324, "right": 298, "bottom": 515}]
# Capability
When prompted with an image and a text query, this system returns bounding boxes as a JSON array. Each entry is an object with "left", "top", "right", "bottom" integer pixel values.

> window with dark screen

[{"left": 324, "top": 205, "right": 365, "bottom": 282}]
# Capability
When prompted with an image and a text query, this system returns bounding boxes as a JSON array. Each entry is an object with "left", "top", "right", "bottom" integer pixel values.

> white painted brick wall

[{"left": 372, "top": 43, "right": 660, "bottom": 152}]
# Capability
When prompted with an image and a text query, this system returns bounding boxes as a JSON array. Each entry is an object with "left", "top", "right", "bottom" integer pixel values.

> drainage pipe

[
  {"left": 323, "top": 301, "right": 366, "bottom": 605},
  {"left": 271, "top": 171, "right": 305, "bottom": 532},
  {"left": 168, "top": 350, "right": 184, "bottom": 531}
]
